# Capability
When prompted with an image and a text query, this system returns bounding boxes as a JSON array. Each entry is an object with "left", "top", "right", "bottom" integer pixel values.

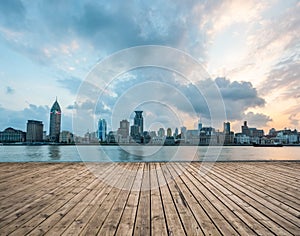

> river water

[{"left": 0, "top": 145, "right": 299, "bottom": 162}]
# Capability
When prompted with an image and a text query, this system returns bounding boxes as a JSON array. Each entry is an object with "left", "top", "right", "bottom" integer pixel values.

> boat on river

[{"left": 253, "top": 142, "right": 283, "bottom": 147}]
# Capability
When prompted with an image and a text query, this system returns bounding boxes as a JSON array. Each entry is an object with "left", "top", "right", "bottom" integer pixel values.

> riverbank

[{"left": 0, "top": 162, "right": 299, "bottom": 235}]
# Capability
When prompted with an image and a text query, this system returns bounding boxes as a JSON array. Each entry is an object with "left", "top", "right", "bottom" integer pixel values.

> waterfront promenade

[{"left": 0, "top": 162, "right": 299, "bottom": 235}]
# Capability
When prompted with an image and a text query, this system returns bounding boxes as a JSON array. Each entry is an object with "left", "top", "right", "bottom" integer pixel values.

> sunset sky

[{"left": 0, "top": 0, "right": 299, "bottom": 135}]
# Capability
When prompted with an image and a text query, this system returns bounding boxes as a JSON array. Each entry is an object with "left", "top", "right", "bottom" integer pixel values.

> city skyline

[{"left": 0, "top": 1, "right": 299, "bottom": 134}]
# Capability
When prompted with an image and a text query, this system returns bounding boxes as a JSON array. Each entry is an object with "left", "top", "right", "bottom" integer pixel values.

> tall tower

[
  {"left": 49, "top": 98, "right": 61, "bottom": 142},
  {"left": 98, "top": 119, "right": 107, "bottom": 142},
  {"left": 134, "top": 111, "right": 143, "bottom": 135},
  {"left": 223, "top": 122, "right": 231, "bottom": 134}
]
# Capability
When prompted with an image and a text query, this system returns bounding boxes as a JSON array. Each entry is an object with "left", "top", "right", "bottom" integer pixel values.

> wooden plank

[
  {"left": 167, "top": 163, "right": 219, "bottom": 235},
  {"left": 115, "top": 163, "right": 144, "bottom": 235},
  {"left": 46, "top": 164, "right": 124, "bottom": 235},
  {"left": 133, "top": 163, "right": 151, "bottom": 235},
  {"left": 0, "top": 162, "right": 299, "bottom": 235},
  {"left": 238, "top": 163, "right": 300, "bottom": 188},
  {"left": 223, "top": 163, "right": 300, "bottom": 206},
  {"left": 156, "top": 163, "right": 186, "bottom": 235},
  {"left": 79, "top": 163, "right": 133, "bottom": 235},
  {"left": 0, "top": 164, "right": 88, "bottom": 221},
  {"left": 191, "top": 163, "right": 295, "bottom": 235},
  {"left": 213, "top": 164, "right": 300, "bottom": 216},
  {"left": 162, "top": 163, "right": 204, "bottom": 235},
  {"left": 205, "top": 164, "right": 300, "bottom": 234},
  {"left": 0, "top": 164, "right": 89, "bottom": 226},
  {"left": 174, "top": 162, "right": 250, "bottom": 235},
  {"left": 6, "top": 164, "right": 114, "bottom": 235},
  {"left": 97, "top": 163, "right": 140, "bottom": 235},
  {"left": 150, "top": 162, "right": 168, "bottom": 236},
  {"left": 185, "top": 162, "right": 275, "bottom": 236},
  {"left": 61, "top": 163, "right": 129, "bottom": 235}
]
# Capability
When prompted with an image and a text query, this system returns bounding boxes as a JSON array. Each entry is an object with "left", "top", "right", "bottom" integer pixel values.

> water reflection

[
  {"left": 25, "top": 146, "right": 43, "bottom": 160},
  {"left": 48, "top": 145, "right": 61, "bottom": 160}
]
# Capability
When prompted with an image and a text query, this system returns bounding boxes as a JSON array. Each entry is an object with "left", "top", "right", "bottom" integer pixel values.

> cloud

[
  {"left": 0, "top": 0, "right": 26, "bottom": 29},
  {"left": 260, "top": 53, "right": 300, "bottom": 99},
  {"left": 6, "top": 86, "right": 14, "bottom": 94},
  {"left": 243, "top": 111, "right": 272, "bottom": 128},
  {"left": 213, "top": 77, "right": 265, "bottom": 120},
  {"left": 70, "top": 68, "right": 268, "bottom": 134},
  {"left": 0, "top": 104, "right": 49, "bottom": 131},
  {"left": 0, "top": 1, "right": 207, "bottom": 71},
  {"left": 57, "top": 77, "right": 82, "bottom": 95},
  {"left": 0, "top": 103, "right": 74, "bottom": 134}
]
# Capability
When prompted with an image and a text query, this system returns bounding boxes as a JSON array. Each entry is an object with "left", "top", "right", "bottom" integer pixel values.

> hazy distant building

[
  {"left": 149, "top": 131, "right": 157, "bottom": 137},
  {"left": 241, "top": 121, "right": 264, "bottom": 138},
  {"left": 158, "top": 128, "right": 165, "bottom": 137},
  {"left": 198, "top": 122, "right": 203, "bottom": 131},
  {"left": 98, "top": 119, "right": 107, "bottom": 142},
  {"left": 133, "top": 111, "right": 143, "bottom": 135},
  {"left": 0, "top": 127, "right": 26, "bottom": 143},
  {"left": 118, "top": 120, "right": 130, "bottom": 138},
  {"left": 49, "top": 99, "right": 61, "bottom": 142},
  {"left": 174, "top": 127, "right": 179, "bottom": 137},
  {"left": 26, "top": 120, "right": 43, "bottom": 142},
  {"left": 59, "top": 131, "right": 74, "bottom": 144},
  {"left": 167, "top": 128, "right": 172, "bottom": 137},
  {"left": 186, "top": 129, "right": 200, "bottom": 144},
  {"left": 180, "top": 126, "right": 187, "bottom": 139}
]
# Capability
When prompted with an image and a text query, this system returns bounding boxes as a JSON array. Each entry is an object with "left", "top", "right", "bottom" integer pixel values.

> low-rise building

[{"left": 0, "top": 127, "right": 26, "bottom": 143}]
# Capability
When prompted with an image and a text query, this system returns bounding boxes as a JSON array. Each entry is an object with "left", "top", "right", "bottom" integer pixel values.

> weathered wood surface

[{"left": 0, "top": 162, "right": 299, "bottom": 235}]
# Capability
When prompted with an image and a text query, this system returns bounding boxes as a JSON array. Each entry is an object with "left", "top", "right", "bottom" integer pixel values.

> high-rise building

[
  {"left": 49, "top": 99, "right": 61, "bottom": 142},
  {"left": 118, "top": 119, "right": 130, "bottom": 138},
  {"left": 174, "top": 127, "right": 179, "bottom": 137},
  {"left": 223, "top": 122, "right": 231, "bottom": 134},
  {"left": 26, "top": 120, "right": 43, "bottom": 142},
  {"left": 167, "top": 128, "right": 172, "bottom": 137},
  {"left": 130, "top": 125, "right": 140, "bottom": 137},
  {"left": 98, "top": 119, "right": 107, "bottom": 142},
  {"left": 181, "top": 126, "right": 187, "bottom": 139},
  {"left": 134, "top": 111, "right": 143, "bottom": 135},
  {"left": 198, "top": 121, "right": 202, "bottom": 131},
  {"left": 241, "top": 121, "right": 249, "bottom": 136}
]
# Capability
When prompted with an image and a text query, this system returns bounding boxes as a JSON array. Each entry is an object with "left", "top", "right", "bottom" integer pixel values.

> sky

[{"left": 0, "top": 0, "right": 299, "bottom": 135}]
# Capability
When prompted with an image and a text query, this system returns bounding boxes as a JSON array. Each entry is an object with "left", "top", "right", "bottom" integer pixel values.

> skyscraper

[
  {"left": 223, "top": 122, "right": 231, "bottom": 134},
  {"left": 27, "top": 120, "right": 43, "bottom": 142},
  {"left": 98, "top": 119, "right": 107, "bottom": 142},
  {"left": 134, "top": 111, "right": 143, "bottom": 135},
  {"left": 49, "top": 98, "right": 61, "bottom": 142},
  {"left": 167, "top": 128, "right": 172, "bottom": 137}
]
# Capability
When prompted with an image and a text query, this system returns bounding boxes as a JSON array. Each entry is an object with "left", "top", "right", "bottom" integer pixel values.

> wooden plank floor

[{"left": 0, "top": 162, "right": 299, "bottom": 235}]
